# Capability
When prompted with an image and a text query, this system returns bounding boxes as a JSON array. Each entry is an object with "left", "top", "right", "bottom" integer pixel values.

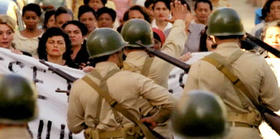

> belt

[{"left": 228, "top": 121, "right": 258, "bottom": 128}]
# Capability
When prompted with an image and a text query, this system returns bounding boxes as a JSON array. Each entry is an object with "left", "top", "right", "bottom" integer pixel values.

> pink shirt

[{"left": 112, "top": 0, "right": 131, "bottom": 21}]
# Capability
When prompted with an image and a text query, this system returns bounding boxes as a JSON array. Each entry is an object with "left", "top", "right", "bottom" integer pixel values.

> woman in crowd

[
  {"left": 43, "top": 9, "right": 56, "bottom": 31},
  {"left": 78, "top": 5, "right": 97, "bottom": 36},
  {"left": 0, "top": 15, "right": 22, "bottom": 54},
  {"left": 62, "top": 20, "right": 89, "bottom": 68},
  {"left": 122, "top": 5, "right": 151, "bottom": 23},
  {"left": 38, "top": 27, "right": 76, "bottom": 67},
  {"left": 83, "top": 0, "right": 107, "bottom": 12},
  {"left": 151, "top": 0, "right": 172, "bottom": 32},
  {"left": 13, "top": 3, "right": 43, "bottom": 58},
  {"left": 262, "top": 21, "right": 280, "bottom": 57},
  {"left": 96, "top": 7, "right": 116, "bottom": 28},
  {"left": 117, "top": 5, "right": 151, "bottom": 32}
]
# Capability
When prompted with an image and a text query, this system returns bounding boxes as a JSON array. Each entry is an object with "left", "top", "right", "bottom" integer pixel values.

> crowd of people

[{"left": 1, "top": 0, "right": 280, "bottom": 138}]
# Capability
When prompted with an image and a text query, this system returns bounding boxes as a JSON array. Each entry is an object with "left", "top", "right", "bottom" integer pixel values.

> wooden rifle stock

[
  {"left": 40, "top": 60, "right": 78, "bottom": 82},
  {"left": 246, "top": 33, "right": 280, "bottom": 58},
  {"left": 136, "top": 43, "right": 191, "bottom": 73}
]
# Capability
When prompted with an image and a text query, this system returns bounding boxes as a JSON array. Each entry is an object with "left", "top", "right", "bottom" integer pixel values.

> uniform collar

[
  {"left": 216, "top": 41, "right": 240, "bottom": 50},
  {"left": 95, "top": 61, "right": 120, "bottom": 77}
]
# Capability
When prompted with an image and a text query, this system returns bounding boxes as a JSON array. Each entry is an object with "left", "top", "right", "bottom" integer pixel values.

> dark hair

[
  {"left": 96, "top": 7, "right": 116, "bottom": 21},
  {"left": 78, "top": 5, "right": 96, "bottom": 20},
  {"left": 62, "top": 20, "right": 88, "bottom": 36},
  {"left": 199, "top": 26, "right": 209, "bottom": 51},
  {"left": 144, "top": 0, "right": 155, "bottom": 8},
  {"left": 123, "top": 5, "right": 151, "bottom": 23},
  {"left": 194, "top": 0, "right": 213, "bottom": 11},
  {"left": 177, "top": 0, "right": 191, "bottom": 12},
  {"left": 84, "top": 0, "right": 107, "bottom": 5},
  {"left": 22, "top": 3, "right": 42, "bottom": 17},
  {"left": 43, "top": 9, "right": 55, "bottom": 29},
  {"left": 261, "top": 0, "right": 280, "bottom": 20},
  {"left": 38, "top": 27, "right": 72, "bottom": 62},
  {"left": 152, "top": 0, "right": 171, "bottom": 10},
  {"left": 55, "top": 7, "right": 73, "bottom": 19}
]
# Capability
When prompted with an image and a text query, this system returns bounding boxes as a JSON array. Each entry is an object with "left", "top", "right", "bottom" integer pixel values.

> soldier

[
  {"left": 120, "top": 0, "right": 189, "bottom": 88},
  {"left": 0, "top": 74, "right": 38, "bottom": 139},
  {"left": 172, "top": 90, "right": 227, "bottom": 138},
  {"left": 67, "top": 28, "right": 175, "bottom": 139},
  {"left": 183, "top": 8, "right": 280, "bottom": 138}
]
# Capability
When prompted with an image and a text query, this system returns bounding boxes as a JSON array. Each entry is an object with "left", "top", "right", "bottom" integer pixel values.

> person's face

[
  {"left": 0, "top": 24, "right": 14, "bottom": 49},
  {"left": 128, "top": 10, "right": 145, "bottom": 20},
  {"left": 97, "top": 13, "right": 114, "bottom": 28},
  {"left": 153, "top": 38, "right": 162, "bottom": 50},
  {"left": 270, "top": 1, "right": 280, "bottom": 21},
  {"left": 46, "top": 36, "right": 66, "bottom": 57},
  {"left": 64, "top": 24, "right": 84, "bottom": 47},
  {"left": 55, "top": 13, "right": 72, "bottom": 28},
  {"left": 88, "top": 0, "right": 104, "bottom": 11},
  {"left": 206, "top": 36, "right": 215, "bottom": 51},
  {"left": 153, "top": 2, "right": 170, "bottom": 22},
  {"left": 46, "top": 15, "right": 56, "bottom": 29},
  {"left": 195, "top": 2, "right": 212, "bottom": 24},
  {"left": 80, "top": 12, "right": 97, "bottom": 33},
  {"left": 22, "top": 11, "right": 40, "bottom": 29},
  {"left": 263, "top": 26, "right": 280, "bottom": 50}
]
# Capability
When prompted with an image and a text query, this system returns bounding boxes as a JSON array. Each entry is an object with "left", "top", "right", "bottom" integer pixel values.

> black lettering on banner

[
  {"left": 27, "top": 124, "right": 33, "bottom": 138},
  {"left": 0, "top": 56, "right": 3, "bottom": 60},
  {"left": 46, "top": 120, "right": 52, "bottom": 139},
  {"left": 32, "top": 66, "right": 46, "bottom": 84},
  {"left": 68, "top": 132, "right": 73, "bottom": 139},
  {"left": 179, "top": 72, "right": 185, "bottom": 88},
  {"left": 60, "top": 124, "right": 65, "bottom": 139},
  {"left": 8, "top": 61, "right": 24, "bottom": 72},
  {"left": 38, "top": 95, "right": 47, "bottom": 100},
  {"left": 37, "top": 120, "right": 44, "bottom": 139},
  {"left": 168, "top": 89, "right": 173, "bottom": 94}
]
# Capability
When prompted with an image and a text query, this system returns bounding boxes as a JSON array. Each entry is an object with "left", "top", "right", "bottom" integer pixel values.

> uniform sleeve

[
  {"left": 259, "top": 60, "right": 280, "bottom": 111},
  {"left": 183, "top": 62, "right": 200, "bottom": 93},
  {"left": 67, "top": 80, "right": 86, "bottom": 134},
  {"left": 136, "top": 74, "right": 175, "bottom": 109},
  {"left": 161, "top": 19, "right": 187, "bottom": 58}
]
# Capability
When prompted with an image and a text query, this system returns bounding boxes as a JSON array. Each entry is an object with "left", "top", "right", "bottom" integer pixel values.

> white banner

[{"left": 0, "top": 48, "right": 85, "bottom": 139}]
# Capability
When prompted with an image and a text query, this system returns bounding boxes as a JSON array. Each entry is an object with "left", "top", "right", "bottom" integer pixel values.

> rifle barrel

[
  {"left": 136, "top": 43, "right": 190, "bottom": 73},
  {"left": 40, "top": 60, "right": 78, "bottom": 82},
  {"left": 246, "top": 33, "right": 280, "bottom": 58}
]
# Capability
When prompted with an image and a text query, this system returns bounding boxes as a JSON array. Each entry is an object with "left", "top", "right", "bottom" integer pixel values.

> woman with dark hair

[
  {"left": 43, "top": 9, "right": 56, "bottom": 31},
  {"left": 96, "top": 7, "right": 116, "bottom": 28},
  {"left": 83, "top": 0, "right": 107, "bottom": 12},
  {"left": 13, "top": 3, "right": 43, "bottom": 58},
  {"left": 78, "top": 5, "right": 97, "bottom": 35},
  {"left": 151, "top": 0, "right": 172, "bottom": 32},
  {"left": 38, "top": 27, "right": 76, "bottom": 68},
  {"left": 123, "top": 5, "right": 151, "bottom": 23},
  {"left": 62, "top": 20, "right": 89, "bottom": 68}
]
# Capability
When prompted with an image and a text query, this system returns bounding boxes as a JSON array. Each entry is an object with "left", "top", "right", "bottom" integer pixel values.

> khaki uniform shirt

[
  {"left": 183, "top": 42, "right": 280, "bottom": 138},
  {"left": 0, "top": 127, "right": 31, "bottom": 139},
  {"left": 184, "top": 42, "right": 280, "bottom": 122},
  {"left": 123, "top": 19, "right": 187, "bottom": 88},
  {"left": 67, "top": 61, "right": 174, "bottom": 134}
]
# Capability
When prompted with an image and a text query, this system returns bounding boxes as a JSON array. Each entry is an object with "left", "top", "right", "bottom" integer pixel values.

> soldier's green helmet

[
  {"left": 172, "top": 90, "right": 227, "bottom": 138},
  {"left": 121, "top": 19, "right": 154, "bottom": 48},
  {"left": 0, "top": 74, "right": 37, "bottom": 124},
  {"left": 207, "top": 8, "right": 245, "bottom": 36},
  {"left": 87, "top": 28, "right": 127, "bottom": 58}
]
